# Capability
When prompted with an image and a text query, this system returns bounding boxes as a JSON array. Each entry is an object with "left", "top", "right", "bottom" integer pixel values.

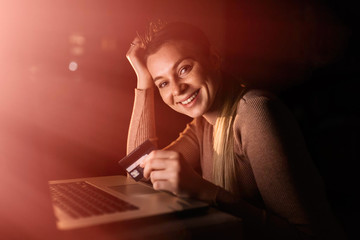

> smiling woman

[
  {"left": 125, "top": 21, "right": 346, "bottom": 239},
  {"left": 146, "top": 40, "right": 221, "bottom": 120}
]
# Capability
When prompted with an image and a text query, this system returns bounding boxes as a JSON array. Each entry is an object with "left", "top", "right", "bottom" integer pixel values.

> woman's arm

[
  {"left": 126, "top": 37, "right": 157, "bottom": 154},
  {"left": 126, "top": 88, "right": 157, "bottom": 154}
]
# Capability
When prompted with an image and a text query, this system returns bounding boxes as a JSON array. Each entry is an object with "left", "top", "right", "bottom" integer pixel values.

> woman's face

[{"left": 146, "top": 40, "right": 221, "bottom": 119}]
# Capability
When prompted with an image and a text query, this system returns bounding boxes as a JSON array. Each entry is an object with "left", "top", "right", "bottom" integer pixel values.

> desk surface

[{"left": 58, "top": 207, "right": 242, "bottom": 240}]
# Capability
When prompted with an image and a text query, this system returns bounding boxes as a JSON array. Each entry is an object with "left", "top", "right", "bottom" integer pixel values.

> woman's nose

[{"left": 172, "top": 82, "right": 187, "bottom": 96}]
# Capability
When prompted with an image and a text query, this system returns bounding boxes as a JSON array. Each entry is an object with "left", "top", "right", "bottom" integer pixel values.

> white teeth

[{"left": 181, "top": 91, "right": 198, "bottom": 105}]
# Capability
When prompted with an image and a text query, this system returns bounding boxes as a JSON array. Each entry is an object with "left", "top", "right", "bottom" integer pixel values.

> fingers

[
  {"left": 151, "top": 170, "right": 177, "bottom": 183},
  {"left": 126, "top": 37, "right": 142, "bottom": 60},
  {"left": 141, "top": 157, "right": 176, "bottom": 193},
  {"left": 147, "top": 150, "right": 181, "bottom": 161},
  {"left": 141, "top": 150, "right": 181, "bottom": 179},
  {"left": 142, "top": 158, "right": 168, "bottom": 179},
  {"left": 152, "top": 180, "right": 174, "bottom": 193},
  {"left": 140, "top": 150, "right": 203, "bottom": 198},
  {"left": 140, "top": 150, "right": 179, "bottom": 168},
  {"left": 125, "top": 37, "right": 154, "bottom": 88},
  {"left": 150, "top": 172, "right": 179, "bottom": 195},
  {"left": 131, "top": 36, "right": 142, "bottom": 45}
]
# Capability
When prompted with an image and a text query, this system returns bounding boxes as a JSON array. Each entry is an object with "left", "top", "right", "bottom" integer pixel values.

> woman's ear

[{"left": 209, "top": 46, "right": 222, "bottom": 70}]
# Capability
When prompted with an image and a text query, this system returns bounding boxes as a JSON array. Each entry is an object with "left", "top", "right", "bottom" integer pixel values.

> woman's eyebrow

[{"left": 153, "top": 57, "right": 193, "bottom": 82}]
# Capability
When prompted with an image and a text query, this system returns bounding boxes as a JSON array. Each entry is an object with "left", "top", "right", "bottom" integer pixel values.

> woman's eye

[
  {"left": 158, "top": 82, "right": 168, "bottom": 88},
  {"left": 179, "top": 65, "right": 192, "bottom": 76}
]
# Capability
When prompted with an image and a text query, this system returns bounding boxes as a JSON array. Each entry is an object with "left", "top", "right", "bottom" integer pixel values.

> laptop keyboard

[{"left": 49, "top": 181, "right": 139, "bottom": 219}]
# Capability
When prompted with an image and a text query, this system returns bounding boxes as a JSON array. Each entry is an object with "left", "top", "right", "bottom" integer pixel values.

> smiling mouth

[{"left": 178, "top": 90, "right": 199, "bottom": 105}]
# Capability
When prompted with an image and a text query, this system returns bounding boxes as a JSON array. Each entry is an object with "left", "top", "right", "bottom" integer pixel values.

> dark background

[{"left": 1, "top": 0, "right": 358, "bottom": 238}]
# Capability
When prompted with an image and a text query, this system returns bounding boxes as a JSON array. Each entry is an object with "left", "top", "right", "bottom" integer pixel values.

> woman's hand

[
  {"left": 140, "top": 150, "right": 217, "bottom": 201},
  {"left": 126, "top": 37, "right": 153, "bottom": 89}
]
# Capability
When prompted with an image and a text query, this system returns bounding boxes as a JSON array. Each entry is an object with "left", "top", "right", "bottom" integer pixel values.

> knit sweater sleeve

[
  {"left": 126, "top": 88, "right": 157, "bottom": 154},
  {"left": 164, "top": 118, "right": 202, "bottom": 173},
  {"left": 235, "top": 90, "right": 344, "bottom": 239}
]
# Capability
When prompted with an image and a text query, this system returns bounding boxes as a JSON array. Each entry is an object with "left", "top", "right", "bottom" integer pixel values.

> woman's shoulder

[
  {"left": 238, "top": 88, "right": 279, "bottom": 111},
  {"left": 242, "top": 88, "right": 276, "bottom": 101},
  {"left": 235, "top": 88, "right": 294, "bottom": 127}
]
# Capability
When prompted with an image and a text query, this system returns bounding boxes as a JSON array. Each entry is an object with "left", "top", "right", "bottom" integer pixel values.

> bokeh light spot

[{"left": 68, "top": 61, "right": 78, "bottom": 71}]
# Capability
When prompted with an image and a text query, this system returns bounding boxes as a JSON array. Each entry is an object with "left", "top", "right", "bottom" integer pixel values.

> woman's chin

[
  {"left": 184, "top": 108, "right": 204, "bottom": 119},
  {"left": 172, "top": 101, "right": 205, "bottom": 118}
]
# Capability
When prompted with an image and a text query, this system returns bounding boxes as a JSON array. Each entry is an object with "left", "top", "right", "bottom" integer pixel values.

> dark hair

[{"left": 138, "top": 21, "right": 211, "bottom": 60}]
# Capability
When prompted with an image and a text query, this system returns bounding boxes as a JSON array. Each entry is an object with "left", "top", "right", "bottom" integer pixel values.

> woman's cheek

[{"left": 160, "top": 91, "right": 173, "bottom": 105}]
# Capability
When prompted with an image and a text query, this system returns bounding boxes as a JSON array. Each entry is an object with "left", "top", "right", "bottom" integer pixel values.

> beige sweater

[{"left": 127, "top": 88, "right": 344, "bottom": 239}]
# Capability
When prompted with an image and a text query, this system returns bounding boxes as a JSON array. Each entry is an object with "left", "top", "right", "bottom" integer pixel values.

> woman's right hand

[
  {"left": 126, "top": 37, "right": 154, "bottom": 89},
  {"left": 140, "top": 150, "right": 219, "bottom": 203}
]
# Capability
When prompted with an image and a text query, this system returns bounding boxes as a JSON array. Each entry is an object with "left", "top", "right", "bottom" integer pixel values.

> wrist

[{"left": 136, "top": 74, "right": 153, "bottom": 90}]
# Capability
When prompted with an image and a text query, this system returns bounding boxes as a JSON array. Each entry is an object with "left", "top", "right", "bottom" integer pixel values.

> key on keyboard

[{"left": 49, "top": 181, "right": 138, "bottom": 219}]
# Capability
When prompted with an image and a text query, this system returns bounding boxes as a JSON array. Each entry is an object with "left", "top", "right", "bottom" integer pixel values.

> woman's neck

[
  {"left": 203, "top": 111, "right": 218, "bottom": 126},
  {"left": 202, "top": 77, "right": 227, "bottom": 125},
  {"left": 202, "top": 73, "right": 244, "bottom": 125}
]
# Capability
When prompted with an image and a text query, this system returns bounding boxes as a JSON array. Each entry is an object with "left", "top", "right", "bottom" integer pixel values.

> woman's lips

[{"left": 178, "top": 90, "right": 199, "bottom": 105}]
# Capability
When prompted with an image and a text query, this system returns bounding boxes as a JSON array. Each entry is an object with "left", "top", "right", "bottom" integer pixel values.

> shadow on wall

[
  {"left": 277, "top": 46, "right": 359, "bottom": 239},
  {"left": 223, "top": 0, "right": 350, "bottom": 90}
]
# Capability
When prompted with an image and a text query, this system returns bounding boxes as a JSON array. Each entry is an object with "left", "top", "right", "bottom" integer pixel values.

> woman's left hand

[{"left": 140, "top": 150, "right": 210, "bottom": 199}]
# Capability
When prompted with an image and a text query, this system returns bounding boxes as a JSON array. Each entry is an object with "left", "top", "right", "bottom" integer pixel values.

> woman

[{"left": 125, "top": 21, "right": 344, "bottom": 239}]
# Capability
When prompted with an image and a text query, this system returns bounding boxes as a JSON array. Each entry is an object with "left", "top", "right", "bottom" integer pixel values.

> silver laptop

[{"left": 49, "top": 175, "right": 208, "bottom": 230}]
